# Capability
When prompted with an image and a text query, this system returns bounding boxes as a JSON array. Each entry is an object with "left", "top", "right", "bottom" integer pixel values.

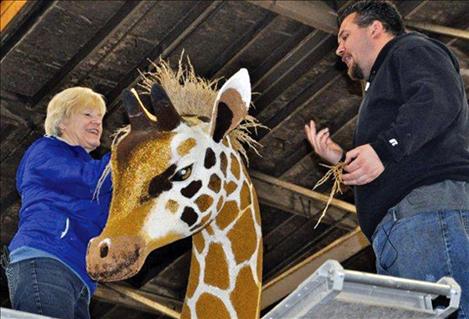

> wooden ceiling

[{"left": 1, "top": 1, "right": 468, "bottom": 318}]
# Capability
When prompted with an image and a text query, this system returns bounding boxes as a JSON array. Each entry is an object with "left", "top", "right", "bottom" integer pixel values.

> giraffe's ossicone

[{"left": 86, "top": 65, "right": 263, "bottom": 319}]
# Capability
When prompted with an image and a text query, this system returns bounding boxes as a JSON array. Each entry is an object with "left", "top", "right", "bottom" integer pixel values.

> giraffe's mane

[
  {"left": 94, "top": 57, "right": 264, "bottom": 198},
  {"left": 117, "top": 56, "right": 263, "bottom": 161},
  {"left": 141, "top": 56, "right": 217, "bottom": 120}
]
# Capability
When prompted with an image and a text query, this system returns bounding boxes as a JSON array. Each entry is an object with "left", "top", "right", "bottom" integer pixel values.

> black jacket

[{"left": 354, "top": 32, "right": 469, "bottom": 240}]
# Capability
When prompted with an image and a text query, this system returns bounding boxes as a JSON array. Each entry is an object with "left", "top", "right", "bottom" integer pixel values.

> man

[{"left": 305, "top": 1, "right": 469, "bottom": 317}]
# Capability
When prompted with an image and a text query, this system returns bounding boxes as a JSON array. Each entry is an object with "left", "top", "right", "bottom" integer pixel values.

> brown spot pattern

[
  {"left": 205, "top": 223, "right": 214, "bottom": 236},
  {"left": 217, "top": 197, "right": 224, "bottom": 211},
  {"left": 231, "top": 266, "right": 260, "bottom": 319},
  {"left": 181, "top": 180, "right": 202, "bottom": 198},
  {"left": 239, "top": 182, "right": 251, "bottom": 210},
  {"left": 230, "top": 153, "right": 240, "bottom": 180},
  {"left": 196, "top": 293, "right": 230, "bottom": 319},
  {"left": 204, "top": 148, "right": 216, "bottom": 169},
  {"left": 228, "top": 209, "right": 257, "bottom": 264},
  {"left": 241, "top": 164, "right": 251, "bottom": 182},
  {"left": 193, "top": 232, "right": 205, "bottom": 254},
  {"left": 224, "top": 181, "right": 237, "bottom": 196},
  {"left": 204, "top": 243, "right": 230, "bottom": 290},
  {"left": 181, "top": 206, "right": 198, "bottom": 226},
  {"left": 186, "top": 246, "right": 201, "bottom": 299},
  {"left": 208, "top": 174, "right": 221, "bottom": 193},
  {"left": 220, "top": 152, "right": 227, "bottom": 176},
  {"left": 256, "top": 240, "right": 263, "bottom": 281},
  {"left": 195, "top": 194, "right": 214, "bottom": 212},
  {"left": 215, "top": 201, "right": 239, "bottom": 230},
  {"left": 252, "top": 189, "right": 261, "bottom": 225},
  {"left": 165, "top": 200, "right": 179, "bottom": 214},
  {"left": 177, "top": 138, "right": 196, "bottom": 156},
  {"left": 200, "top": 214, "right": 211, "bottom": 228},
  {"left": 181, "top": 303, "right": 192, "bottom": 319}
]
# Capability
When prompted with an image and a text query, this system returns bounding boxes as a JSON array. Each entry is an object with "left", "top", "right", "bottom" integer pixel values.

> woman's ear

[{"left": 58, "top": 120, "right": 66, "bottom": 135}]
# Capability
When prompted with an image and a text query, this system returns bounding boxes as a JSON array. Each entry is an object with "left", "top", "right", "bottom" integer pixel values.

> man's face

[{"left": 336, "top": 13, "right": 373, "bottom": 81}]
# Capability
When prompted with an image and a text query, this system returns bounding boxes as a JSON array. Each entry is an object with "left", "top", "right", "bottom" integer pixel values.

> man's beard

[{"left": 348, "top": 62, "right": 365, "bottom": 81}]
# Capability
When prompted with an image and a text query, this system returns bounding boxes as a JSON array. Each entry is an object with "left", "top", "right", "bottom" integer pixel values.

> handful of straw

[{"left": 313, "top": 162, "right": 346, "bottom": 229}]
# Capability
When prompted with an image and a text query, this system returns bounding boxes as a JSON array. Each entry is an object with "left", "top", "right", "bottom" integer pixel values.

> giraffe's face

[
  {"left": 87, "top": 69, "right": 251, "bottom": 282},
  {"left": 87, "top": 119, "right": 235, "bottom": 281}
]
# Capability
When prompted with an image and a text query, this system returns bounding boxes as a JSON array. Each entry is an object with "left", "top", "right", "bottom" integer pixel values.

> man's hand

[
  {"left": 304, "top": 120, "right": 343, "bottom": 164},
  {"left": 342, "top": 144, "right": 384, "bottom": 185}
]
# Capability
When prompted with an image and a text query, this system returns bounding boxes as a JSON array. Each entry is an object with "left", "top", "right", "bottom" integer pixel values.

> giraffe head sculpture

[{"left": 87, "top": 64, "right": 263, "bottom": 318}]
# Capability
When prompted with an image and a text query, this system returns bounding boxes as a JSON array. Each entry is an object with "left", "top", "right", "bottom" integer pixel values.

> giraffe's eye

[{"left": 172, "top": 165, "right": 193, "bottom": 182}]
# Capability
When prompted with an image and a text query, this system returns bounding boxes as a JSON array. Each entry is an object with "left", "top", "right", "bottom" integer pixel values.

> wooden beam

[
  {"left": 251, "top": 170, "right": 357, "bottom": 230},
  {"left": 0, "top": 0, "right": 27, "bottom": 32},
  {"left": 405, "top": 20, "right": 469, "bottom": 41},
  {"left": 252, "top": 170, "right": 356, "bottom": 213},
  {"left": 247, "top": 0, "right": 337, "bottom": 34},
  {"left": 95, "top": 283, "right": 181, "bottom": 319},
  {"left": 261, "top": 227, "right": 369, "bottom": 309},
  {"left": 104, "top": 1, "right": 223, "bottom": 113}
]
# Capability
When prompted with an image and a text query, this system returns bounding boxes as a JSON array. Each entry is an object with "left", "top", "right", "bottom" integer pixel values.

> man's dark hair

[{"left": 337, "top": 0, "right": 404, "bottom": 36}]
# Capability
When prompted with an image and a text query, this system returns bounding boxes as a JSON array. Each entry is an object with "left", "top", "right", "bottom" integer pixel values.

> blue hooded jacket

[{"left": 8, "top": 136, "right": 112, "bottom": 294}]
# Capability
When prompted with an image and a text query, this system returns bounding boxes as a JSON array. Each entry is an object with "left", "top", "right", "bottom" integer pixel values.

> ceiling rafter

[
  {"left": 104, "top": 1, "right": 224, "bottom": 114},
  {"left": 95, "top": 283, "right": 180, "bottom": 319},
  {"left": 405, "top": 21, "right": 469, "bottom": 40},
  {"left": 206, "top": 10, "right": 277, "bottom": 79},
  {"left": 247, "top": 0, "right": 338, "bottom": 34},
  {"left": 29, "top": 1, "right": 143, "bottom": 107},
  {"left": 251, "top": 170, "right": 356, "bottom": 230},
  {"left": 261, "top": 227, "right": 369, "bottom": 309}
]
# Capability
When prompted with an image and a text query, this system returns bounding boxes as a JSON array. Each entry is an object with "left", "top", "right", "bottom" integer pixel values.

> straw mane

[
  {"left": 114, "top": 56, "right": 263, "bottom": 161},
  {"left": 95, "top": 57, "right": 263, "bottom": 198}
]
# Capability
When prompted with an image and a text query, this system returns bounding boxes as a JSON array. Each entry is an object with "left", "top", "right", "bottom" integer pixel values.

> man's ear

[
  {"left": 370, "top": 20, "right": 384, "bottom": 37},
  {"left": 209, "top": 68, "right": 251, "bottom": 143}
]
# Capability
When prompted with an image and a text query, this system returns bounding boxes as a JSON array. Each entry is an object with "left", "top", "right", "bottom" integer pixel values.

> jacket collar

[
  {"left": 367, "top": 34, "right": 401, "bottom": 84},
  {"left": 47, "top": 135, "right": 92, "bottom": 154}
]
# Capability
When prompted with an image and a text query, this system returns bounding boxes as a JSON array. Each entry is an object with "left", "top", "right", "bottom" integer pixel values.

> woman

[{"left": 4, "top": 87, "right": 112, "bottom": 319}]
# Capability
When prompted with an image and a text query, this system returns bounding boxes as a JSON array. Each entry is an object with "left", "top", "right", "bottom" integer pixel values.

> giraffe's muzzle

[{"left": 86, "top": 235, "right": 146, "bottom": 281}]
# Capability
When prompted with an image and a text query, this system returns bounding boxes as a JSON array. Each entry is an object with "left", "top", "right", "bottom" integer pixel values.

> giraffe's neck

[{"left": 181, "top": 180, "right": 262, "bottom": 319}]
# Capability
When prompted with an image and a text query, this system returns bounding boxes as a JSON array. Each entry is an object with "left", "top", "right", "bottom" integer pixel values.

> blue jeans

[
  {"left": 372, "top": 209, "right": 469, "bottom": 319},
  {"left": 5, "top": 257, "right": 90, "bottom": 319}
]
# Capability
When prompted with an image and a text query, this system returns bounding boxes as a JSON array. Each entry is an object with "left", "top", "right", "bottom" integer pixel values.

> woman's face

[{"left": 59, "top": 107, "right": 104, "bottom": 152}]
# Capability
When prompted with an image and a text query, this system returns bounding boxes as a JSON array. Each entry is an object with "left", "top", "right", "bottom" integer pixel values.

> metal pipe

[
  {"left": 405, "top": 20, "right": 469, "bottom": 41},
  {"left": 344, "top": 269, "right": 454, "bottom": 297}
]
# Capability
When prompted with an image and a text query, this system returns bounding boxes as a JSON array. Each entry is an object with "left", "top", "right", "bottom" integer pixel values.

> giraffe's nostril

[{"left": 100, "top": 243, "right": 109, "bottom": 258}]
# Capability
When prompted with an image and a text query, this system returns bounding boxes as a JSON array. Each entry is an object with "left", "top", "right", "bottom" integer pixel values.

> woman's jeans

[
  {"left": 372, "top": 209, "right": 469, "bottom": 319},
  {"left": 4, "top": 257, "right": 90, "bottom": 319}
]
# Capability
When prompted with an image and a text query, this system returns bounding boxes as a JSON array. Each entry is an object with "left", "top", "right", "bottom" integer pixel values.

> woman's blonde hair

[{"left": 44, "top": 87, "right": 106, "bottom": 136}]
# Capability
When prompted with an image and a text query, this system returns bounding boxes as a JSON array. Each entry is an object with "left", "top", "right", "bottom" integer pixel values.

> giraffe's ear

[{"left": 209, "top": 68, "right": 251, "bottom": 143}]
